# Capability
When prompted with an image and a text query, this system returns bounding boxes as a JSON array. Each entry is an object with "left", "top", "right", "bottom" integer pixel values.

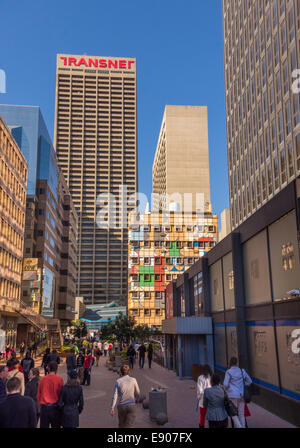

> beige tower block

[{"left": 153, "top": 105, "right": 211, "bottom": 213}]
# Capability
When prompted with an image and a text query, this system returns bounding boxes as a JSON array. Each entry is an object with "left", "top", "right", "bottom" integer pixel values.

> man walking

[
  {"left": 110, "top": 365, "right": 140, "bottom": 428},
  {"left": 21, "top": 351, "right": 34, "bottom": 384},
  {"left": 66, "top": 348, "right": 77, "bottom": 378},
  {"left": 82, "top": 350, "right": 94, "bottom": 386},
  {"left": 77, "top": 351, "right": 85, "bottom": 384},
  {"left": 103, "top": 342, "right": 109, "bottom": 357},
  {"left": 0, "top": 377, "right": 37, "bottom": 428},
  {"left": 138, "top": 343, "right": 146, "bottom": 369},
  {"left": 37, "top": 361, "right": 63, "bottom": 428}
]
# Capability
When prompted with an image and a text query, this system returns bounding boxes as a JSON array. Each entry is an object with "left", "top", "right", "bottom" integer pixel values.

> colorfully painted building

[{"left": 128, "top": 211, "right": 218, "bottom": 328}]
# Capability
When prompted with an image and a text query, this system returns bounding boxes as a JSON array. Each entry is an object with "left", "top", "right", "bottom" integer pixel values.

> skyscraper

[
  {"left": 223, "top": 0, "right": 300, "bottom": 229},
  {"left": 152, "top": 106, "right": 211, "bottom": 213},
  {"left": 54, "top": 54, "right": 137, "bottom": 306}
]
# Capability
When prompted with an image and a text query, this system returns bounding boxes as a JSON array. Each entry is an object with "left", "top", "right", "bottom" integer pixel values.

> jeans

[
  {"left": 82, "top": 368, "right": 91, "bottom": 385},
  {"left": 148, "top": 356, "right": 152, "bottom": 369},
  {"left": 230, "top": 398, "right": 245, "bottom": 428},
  {"left": 128, "top": 356, "right": 134, "bottom": 369},
  {"left": 139, "top": 356, "right": 145, "bottom": 368},
  {"left": 40, "top": 404, "right": 61, "bottom": 428}
]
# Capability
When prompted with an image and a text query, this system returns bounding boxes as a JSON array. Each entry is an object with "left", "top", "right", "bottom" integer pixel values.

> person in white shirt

[
  {"left": 110, "top": 364, "right": 140, "bottom": 428},
  {"left": 224, "top": 357, "right": 252, "bottom": 428},
  {"left": 196, "top": 364, "right": 212, "bottom": 428}
]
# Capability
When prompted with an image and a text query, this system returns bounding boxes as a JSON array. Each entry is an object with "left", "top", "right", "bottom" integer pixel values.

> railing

[{"left": 16, "top": 299, "right": 48, "bottom": 331}]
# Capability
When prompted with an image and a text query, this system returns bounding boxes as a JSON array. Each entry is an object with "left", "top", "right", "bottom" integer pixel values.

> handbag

[
  {"left": 223, "top": 388, "right": 238, "bottom": 417},
  {"left": 241, "top": 368, "right": 252, "bottom": 403}
]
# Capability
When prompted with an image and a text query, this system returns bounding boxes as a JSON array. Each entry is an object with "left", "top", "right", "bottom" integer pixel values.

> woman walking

[
  {"left": 58, "top": 371, "right": 84, "bottom": 428},
  {"left": 203, "top": 374, "right": 228, "bottom": 428},
  {"left": 197, "top": 364, "right": 212, "bottom": 428},
  {"left": 224, "top": 357, "right": 252, "bottom": 428},
  {"left": 127, "top": 345, "right": 135, "bottom": 369},
  {"left": 25, "top": 368, "right": 40, "bottom": 423}
]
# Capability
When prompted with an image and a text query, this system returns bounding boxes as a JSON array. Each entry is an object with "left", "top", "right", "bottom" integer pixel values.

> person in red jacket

[
  {"left": 82, "top": 351, "right": 94, "bottom": 386},
  {"left": 37, "top": 361, "right": 63, "bottom": 428}
]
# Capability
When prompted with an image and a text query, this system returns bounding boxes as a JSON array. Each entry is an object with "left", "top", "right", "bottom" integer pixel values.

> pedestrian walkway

[{"left": 56, "top": 356, "right": 296, "bottom": 428}]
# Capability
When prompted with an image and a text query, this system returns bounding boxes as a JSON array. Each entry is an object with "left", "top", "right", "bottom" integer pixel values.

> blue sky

[{"left": 0, "top": 0, "right": 228, "bottom": 218}]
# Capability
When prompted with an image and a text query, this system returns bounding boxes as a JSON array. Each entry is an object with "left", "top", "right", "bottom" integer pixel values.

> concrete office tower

[
  {"left": 223, "top": 1, "right": 300, "bottom": 229},
  {"left": 54, "top": 54, "right": 137, "bottom": 306},
  {"left": 0, "top": 105, "right": 78, "bottom": 330},
  {"left": 0, "top": 116, "right": 28, "bottom": 347},
  {"left": 152, "top": 106, "right": 211, "bottom": 213},
  {"left": 219, "top": 208, "right": 231, "bottom": 241}
]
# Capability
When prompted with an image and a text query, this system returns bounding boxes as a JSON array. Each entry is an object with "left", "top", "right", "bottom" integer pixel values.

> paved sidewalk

[{"left": 56, "top": 356, "right": 295, "bottom": 428}]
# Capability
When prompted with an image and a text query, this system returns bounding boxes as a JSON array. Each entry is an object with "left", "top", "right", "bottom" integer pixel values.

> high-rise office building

[
  {"left": 223, "top": 0, "right": 300, "bottom": 229},
  {"left": 54, "top": 54, "right": 137, "bottom": 306},
  {"left": 0, "top": 115, "right": 27, "bottom": 347},
  {"left": 0, "top": 105, "right": 78, "bottom": 329},
  {"left": 152, "top": 106, "right": 211, "bottom": 212}
]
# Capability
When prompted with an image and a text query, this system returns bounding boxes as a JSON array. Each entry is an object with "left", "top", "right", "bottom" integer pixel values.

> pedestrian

[
  {"left": 94, "top": 347, "right": 101, "bottom": 367},
  {"left": 19, "top": 341, "right": 26, "bottom": 360},
  {"left": 49, "top": 349, "right": 61, "bottom": 365},
  {"left": 7, "top": 359, "right": 25, "bottom": 395},
  {"left": 0, "top": 377, "right": 37, "bottom": 428},
  {"left": 25, "top": 368, "right": 40, "bottom": 422},
  {"left": 203, "top": 373, "right": 228, "bottom": 429},
  {"left": 5, "top": 343, "right": 11, "bottom": 360},
  {"left": 110, "top": 364, "right": 140, "bottom": 428},
  {"left": 82, "top": 350, "right": 94, "bottom": 386},
  {"left": 147, "top": 343, "right": 153, "bottom": 369},
  {"left": 224, "top": 357, "right": 252, "bottom": 428},
  {"left": 108, "top": 343, "right": 113, "bottom": 356},
  {"left": 0, "top": 365, "right": 8, "bottom": 401},
  {"left": 41, "top": 348, "right": 51, "bottom": 376},
  {"left": 76, "top": 351, "right": 85, "bottom": 384},
  {"left": 37, "top": 361, "right": 63, "bottom": 428},
  {"left": 197, "top": 364, "right": 212, "bottom": 428},
  {"left": 58, "top": 370, "right": 84, "bottom": 428},
  {"left": 103, "top": 342, "right": 109, "bottom": 357},
  {"left": 72, "top": 344, "right": 79, "bottom": 355},
  {"left": 7, "top": 350, "right": 17, "bottom": 370},
  {"left": 66, "top": 348, "right": 77, "bottom": 379},
  {"left": 31, "top": 341, "right": 38, "bottom": 359},
  {"left": 138, "top": 343, "right": 146, "bottom": 369},
  {"left": 127, "top": 345, "right": 135, "bottom": 370},
  {"left": 21, "top": 351, "right": 35, "bottom": 384}
]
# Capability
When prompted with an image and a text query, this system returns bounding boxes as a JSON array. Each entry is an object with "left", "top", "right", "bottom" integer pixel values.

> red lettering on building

[
  {"left": 77, "top": 58, "right": 88, "bottom": 67},
  {"left": 119, "top": 60, "right": 126, "bottom": 69},
  {"left": 68, "top": 57, "right": 77, "bottom": 66},
  {"left": 88, "top": 59, "right": 98, "bottom": 67},
  {"left": 128, "top": 60, "right": 135, "bottom": 69},
  {"left": 108, "top": 60, "right": 118, "bottom": 69},
  {"left": 99, "top": 59, "right": 107, "bottom": 68},
  {"left": 60, "top": 57, "right": 67, "bottom": 65}
]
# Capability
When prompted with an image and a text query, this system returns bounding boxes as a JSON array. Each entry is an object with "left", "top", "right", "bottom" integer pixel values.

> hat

[{"left": 69, "top": 370, "right": 78, "bottom": 379}]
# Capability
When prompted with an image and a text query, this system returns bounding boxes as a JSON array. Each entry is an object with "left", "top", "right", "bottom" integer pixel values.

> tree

[
  {"left": 134, "top": 324, "right": 152, "bottom": 342},
  {"left": 70, "top": 320, "right": 87, "bottom": 339},
  {"left": 101, "top": 313, "right": 136, "bottom": 344}
]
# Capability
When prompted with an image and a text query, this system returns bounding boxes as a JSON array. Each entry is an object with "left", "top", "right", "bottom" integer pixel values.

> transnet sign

[{"left": 59, "top": 56, "right": 135, "bottom": 70}]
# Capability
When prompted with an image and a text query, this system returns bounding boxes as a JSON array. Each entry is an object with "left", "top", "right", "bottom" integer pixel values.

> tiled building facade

[
  {"left": 128, "top": 211, "right": 218, "bottom": 328},
  {"left": 223, "top": 0, "right": 300, "bottom": 228}
]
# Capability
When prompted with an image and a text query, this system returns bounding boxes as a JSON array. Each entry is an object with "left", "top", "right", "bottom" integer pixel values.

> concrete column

[{"left": 178, "top": 334, "right": 183, "bottom": 380}]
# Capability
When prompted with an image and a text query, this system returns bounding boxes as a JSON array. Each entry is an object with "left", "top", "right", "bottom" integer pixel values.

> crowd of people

[
  {"left": 196, "top": 357, "right": 252, "bottom": 428},
  {"left": 0, "top": 338, "right": 253, "bottom": 429}
]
